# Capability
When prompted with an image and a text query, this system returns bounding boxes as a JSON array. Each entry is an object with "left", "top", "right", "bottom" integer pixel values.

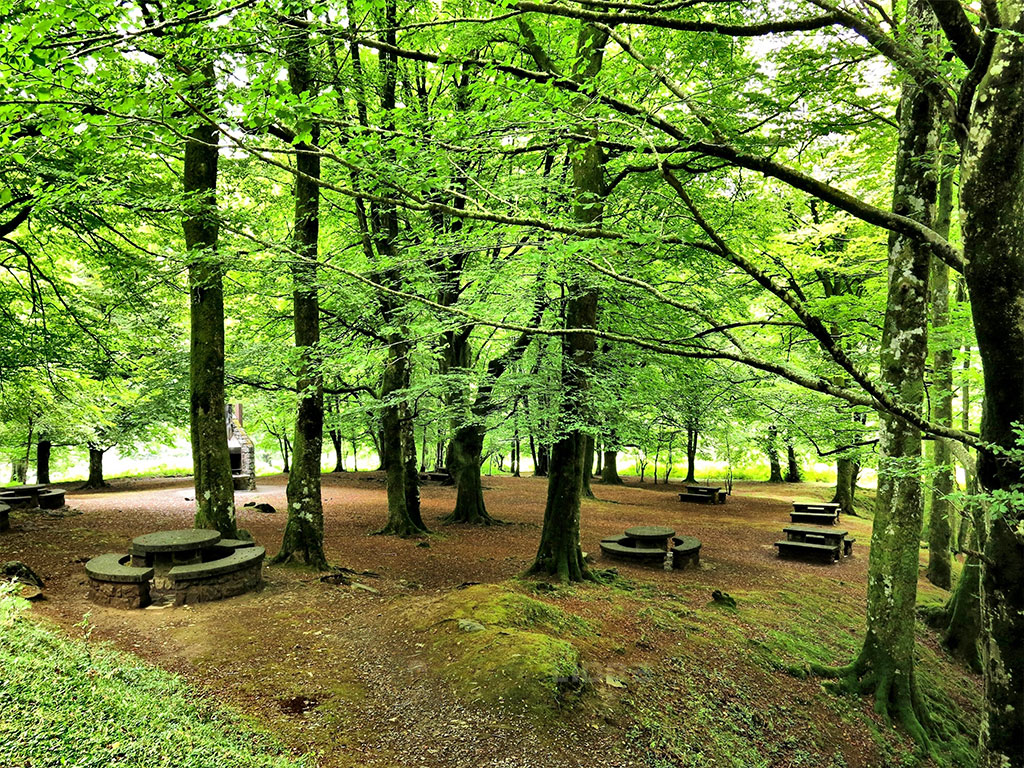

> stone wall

[
  {"left": 227, "top": 403, "right": 257, "bottom": 491},
  {"left": 172, "top": 560, "right": 263, "bottom": 605},
  {"left": 88, "top": 578, "right": 151, "bottom": 609}
]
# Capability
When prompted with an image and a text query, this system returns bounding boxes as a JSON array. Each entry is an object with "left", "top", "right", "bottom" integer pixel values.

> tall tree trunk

[
  {"left": 401, "top": 401, "right": 424, "bottom": 530},
  {"left": 84, "top": 446, "right": 107, "bottom": 489},
  {"left": 926, "top": 153, "right": 955, "bottom": 589},
  {"left": 35, "top": 439, "right": 50, "bottom": 485},
  {"left": 331, "top": 431, "right": 345, "bottom": 472},
  {"left": 275, "top": 16, "right": 327, "bottom": 570},
  {"left": 445, "top": 425, "right": 491, "bottom": 524},
  {"left": 785, "top": 444, "right": 801, "bottom": 483},
  {"left": 581, "top": 434, "right": 595, "bottom": 498},
  {"left": 684, "top": 426, "right": 697, "bottom": 483},
  {"left": 184, "top": 61, "right": 235, "bottom": 537},
  {"left": 600, "top": 449, "right": 622, "bottom": 484},
  {"left": 535, "top": 442, "right": 549, "bottom": 476},
  {"left": 10, "top": 457, "right": 26, "bottom": 484},
  {"left": 959, "top": 7, "right": 1024, "bottom": 761},
  {"left": 593, "top": 444, "right": 602, "bottom": 475},
  {"left": 820, "top": 6, "right": 938, "bottom": 743},
  {"left": 766, "top": 426, "right": 784, "bottom": 483}
]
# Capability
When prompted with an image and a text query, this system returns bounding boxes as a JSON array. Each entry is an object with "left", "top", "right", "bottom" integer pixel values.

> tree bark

[
  {"left": 820, "top": 6, "right": 939, "bottom": 743},
  {"left": 84, "top": 446, "right": 107, "bottom": 489},
  {"left": 275, "top": 15, "right": 327, "bottom": 570},
  {"left": 35, "top": 439, "right": 50, "bottom": 485},
  {"left": 766, "top": 426, "right": 784, "bottom": 483},
  {"left": 831, "top": 457, "right": 857, "bottom": 516},
  {"left": 184, "top": 60, "right": 236, "bottom": 538},
  {"left": 581, "top": 434, "right": 595, "bottom": 497},
  {"left": 959, "top": 7, "right": 1024, "bottom": 761},
  {"left": 785, "top": 444, "right": 802, "bottom": 483},
  {"left": 600, "top": 449, "right": 622, "bottom": 484},
  {"left": 684, "top": 426, "right": 697, "bottom": 483},
  {"left": 10, "top": 457, "right": 26, "bottom": 484},
  {"left": 535, "top": 442, "right": 549, "bottom": 476}
]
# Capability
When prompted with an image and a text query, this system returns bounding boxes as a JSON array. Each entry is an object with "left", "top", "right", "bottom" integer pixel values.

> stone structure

[
  {"left": 170, "top": 546, "right": 265, "bottom": 605},
  {"left": 226, "top": 403, "right": 257, "bottom": 491},
  {"left": 85, "top": 553, "right": 154, "bottom": 609}
]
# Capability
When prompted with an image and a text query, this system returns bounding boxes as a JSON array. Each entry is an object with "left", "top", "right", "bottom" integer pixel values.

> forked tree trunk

[
  {"left": 275, "top": 16, "right": 327, "bottom": 570},
  {"left": 184, "top": 60, "right": 235, "bottom": 538},
  {"left": 445, "top": 425, "right": 493, "bottom": 524},
  {"left": 36, "top": 439, "right": 50, "bottom": 485},
  {"left": 600, "top": 450, "right": 622, "bottom": 484},
  {"left": 84, "top": 446, "right": 107, "bottom": 489}
]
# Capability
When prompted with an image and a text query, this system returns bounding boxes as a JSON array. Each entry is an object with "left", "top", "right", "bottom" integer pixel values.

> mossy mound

[{"left": 409, "top": 584, "right": 592, "bottom": 715}]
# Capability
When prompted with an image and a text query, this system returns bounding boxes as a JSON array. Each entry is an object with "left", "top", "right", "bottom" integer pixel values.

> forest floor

[{"left": 3, "top": 473, "right": 979, "bottom": 768}]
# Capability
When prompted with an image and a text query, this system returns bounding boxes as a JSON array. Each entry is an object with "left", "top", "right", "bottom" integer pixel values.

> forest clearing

[{"left": 2, "top": 1, "right": 1022, "bottom": 766}]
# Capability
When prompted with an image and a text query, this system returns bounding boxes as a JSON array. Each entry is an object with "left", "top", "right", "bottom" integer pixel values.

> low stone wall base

[
  {"left": 173, "top": 562, "right": 262, "bottom": 605},
  {"left": 88, "top": 578, "right": 151, "bottom": 609}
]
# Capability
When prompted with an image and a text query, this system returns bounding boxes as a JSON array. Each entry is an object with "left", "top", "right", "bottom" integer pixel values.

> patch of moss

[{"left": 410, "top": 584, "right": 591, "bottom": 715}]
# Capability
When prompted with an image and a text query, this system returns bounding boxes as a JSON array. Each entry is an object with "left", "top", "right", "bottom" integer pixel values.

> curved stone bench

[
  {"left": 0, "top": 494, "right": 33, "bottom": 510},
  {"left": 38, "top": 489, "right": 65, "bottom": 509},
  {"left": 169, "top": 546, "right": 265, "bottom": 605},
  {"left": 671, "top": 536, "right": 702, "bottom": 569},
  {"left": 0, "top": 502, "right": 9, "bottom": 533},
  {"left": 599, "top": 537, "right": 667, "bottom": 564},
  {"left": 85, "top": 553, "right": 155, "bottom": 609}
]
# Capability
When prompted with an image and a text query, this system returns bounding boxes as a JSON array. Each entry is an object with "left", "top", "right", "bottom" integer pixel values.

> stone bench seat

[
  {"left": 85, "top": 553, "right": 155, "bottom": 609},
  {"left": 678, "top": 492, "right": 715, "bottom": 504},
  {"left": 774, "top": 540, "right": 839, "bottom": 564},
  {"left": 599, "top": 537, "right": 666, "bottom": 563},
  {"left": 790, "top": 511, "right": 838, "bottom": 525},
  {"left": 671, "top": 536, "right": 702, "bottom": 569},
  {"left": 217, "top": 538, "right": 256, "bottom": 550},
  {"left": 0, "top": 494, "right": 33, "bottom": 509},
  {"left": 168, "top": 546, "right": 265, "bottom": 605},
  {"left": 38, "top": 489, "right": 65, "bottom": 509}
]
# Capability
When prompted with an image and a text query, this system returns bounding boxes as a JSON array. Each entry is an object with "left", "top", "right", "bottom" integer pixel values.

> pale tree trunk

[
  {"left": 959, "top": 6, "right": 1024, "bottom": 761},
  {"left": 766, "top": 426, "right": 783, "bottom": 483},
  {"left": 818, "top": 1, "right": 939, "bottom": 745},
  {"left": 276, "top": 14, "right": 327, "bottom": 569}
]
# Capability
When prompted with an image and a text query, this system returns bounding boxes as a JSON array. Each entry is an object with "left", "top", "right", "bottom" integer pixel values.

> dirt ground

[{"left": 1, "top": 472, "right": 977, "bottom": 767}]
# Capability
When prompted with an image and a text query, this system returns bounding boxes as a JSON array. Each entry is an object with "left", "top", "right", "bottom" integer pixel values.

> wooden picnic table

[{"left": 624, "top": 525, "right": 676, "bottom": 550}]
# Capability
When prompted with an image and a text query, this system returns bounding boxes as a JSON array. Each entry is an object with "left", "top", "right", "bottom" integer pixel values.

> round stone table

[
  {"left": 131, "top": 529, "right": 221, "bottom": 588},
  {"left": 624, "top": 525, "right": 676, "bottom": 550}
]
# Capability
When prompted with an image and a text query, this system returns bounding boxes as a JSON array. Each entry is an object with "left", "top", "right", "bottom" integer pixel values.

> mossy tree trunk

[
  {"left": 10, "top": 457, "right": 26, "bottom": 484},
  {"left": 684, "top": 426, "right": 698, "bottom": 483},
  {"left": 401, "top": 400, "right": 424, "bottom": 530},
  {"left": 581, "top": 434, "right": 595, "bottom": 498},
  {"left": 959, "top": 8, "right": 1024, "bottom": 760},
  {"left": 35, "top": 439, "right": 50, "bottom": 485},
  {"left": 820, "top": 7, "right": 938, "bottom": 743},
  {"left": 275, "top": 14, "right": 327, "bottom": 570},
  {"left": 831, "top": 457, "right": 857, "bottom": 515},
  {"left": 766, "top": 426, "right": 783, "bottom": 483},
  {"left": 183, "top": 60, "right": 235, "bottom": 538}
]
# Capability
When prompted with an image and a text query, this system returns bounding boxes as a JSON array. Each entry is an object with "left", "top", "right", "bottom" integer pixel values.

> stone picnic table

[
  {"left": 623, "top": 525, "right": 676, "bottom": 551},
  {"left": 131, "top": 528, "right": 221, "bottom": 587}
]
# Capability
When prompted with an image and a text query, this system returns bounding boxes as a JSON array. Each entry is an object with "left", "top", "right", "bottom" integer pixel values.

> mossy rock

[{"left": 409, "top": 584, "right": 591, "bottom": 715}]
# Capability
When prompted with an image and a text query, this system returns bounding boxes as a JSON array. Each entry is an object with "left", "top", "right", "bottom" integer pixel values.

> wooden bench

[
  {"left": 0, "top": 502, "right": 9, "bottom": 533},
  {"left": 420, "top": 470, "right": 453, "bottom": 485},
  {"left": 774, "top": 540, "right": 839, "bottom": 564},
  {"left": 168, "top": 546, "right": 265, "bottom": 605},
  {"left": 844, "top": 537, "right": 856, "bottom": 556},
  {"left": 678, "top": 492, "right": 715, "bottom": 504},
  {"left": 671, "top": 536, "right": 702, "bottom": 569},
  {"left": 686, "top": 486, "right": 726, "bottom": 504},
  {"left": 85, "top": 553, "right": 155, "bottom": 609}
]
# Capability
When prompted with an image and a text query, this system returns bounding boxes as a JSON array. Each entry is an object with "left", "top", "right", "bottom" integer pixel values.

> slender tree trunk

[
  {"left": 785, "top": 444, "right": 801, "bottom": 483},
  {"left": 820, "top": 7, "right": 938, "bottom": 743},
  {"left": 184, "top": 60, "right": 235, "bottom": 537},
  {"left": 401, "top": 401, "right": 424, "bottom": 530},
  {"left": 331, "top": 432, "right": 345, "bottom": 472},
  {"left": 593, "top": 444, "right": 602, "bottom": 475},
  {"left": 959, "top": 8, "right": 1024, "bottom": 761},
  {"left": 275, "top": 16, "right": 327, "bottom": 570},
  {"left": 766, "top": 427, "right": 784, "bottom": 483},
  {"left": 684, "top": 426, "right": 697, "bottom": 483},
  {"left": 581, "top": 434, "right": 595, "bottom": 498},
  {"left": 36, "top": 439, "right": 50, "bottom": 485},
  {"left": 351, "top": 438, "right": 358, "bottom": 472},
  {"left": 832, "top": 458, "right": 857, "bottom": 516},
  {"left": 535, "top": 442, "right": 549, "bottom": 476},
  {"left": 926, "top": 153, "right": 955, "bottom": 589},
  {"left": 10, "top": 457, "right": 26, "bottom": 484}
]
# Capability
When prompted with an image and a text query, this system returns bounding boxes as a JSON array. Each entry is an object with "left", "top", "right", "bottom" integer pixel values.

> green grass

[{"left": 0, "top": 587, "right": 306, "bottom": 768}]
